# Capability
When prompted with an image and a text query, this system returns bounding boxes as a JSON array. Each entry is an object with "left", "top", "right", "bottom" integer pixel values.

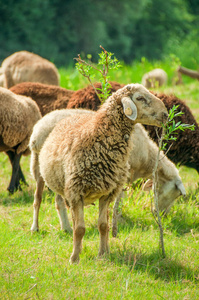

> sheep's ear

[
  {"left": 142, "top": 179, "right": 153, "bottom": 191},
  {"left": 176, "top": 181, "right": 186, "bottom": 197},
  {"left": 121, "top": 96, "right": 137, "bottom": 120}
]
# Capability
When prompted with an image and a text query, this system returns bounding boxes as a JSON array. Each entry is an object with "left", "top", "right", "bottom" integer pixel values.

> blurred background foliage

[{"left": 0, "top": 0, "right": 198, "bottom": 68}]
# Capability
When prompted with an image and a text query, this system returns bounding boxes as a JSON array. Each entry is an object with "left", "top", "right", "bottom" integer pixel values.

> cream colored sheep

[
  {"left": 0, "top": 87, "right": 41, "bottom": 193},
  {"left": 33, "top": 83, "right": 168, "bottom": 263},
  {"left": 0, "top": 51, "right": 60, "bottom": 88},
  {"left": 112, "top": 123, "right": 186, "bottom": 237},
  {"left": 141, "top": 68, "right": 168, "bottom": 88}
]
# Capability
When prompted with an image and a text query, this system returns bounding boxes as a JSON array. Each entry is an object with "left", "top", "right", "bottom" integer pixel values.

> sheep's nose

[{"left": 162, "top": 112, "right": 168, "bottom": 123}]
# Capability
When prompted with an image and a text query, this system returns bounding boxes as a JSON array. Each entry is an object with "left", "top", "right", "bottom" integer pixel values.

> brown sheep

[
  {"left": 10, "top": 82, "right": 74, "bottom": 116},
  {"left": 0, "top": 51, "right": 60, "bottom": 88},
  {"left": 0, "top": 87, "right": 41, "bottom": 193}
]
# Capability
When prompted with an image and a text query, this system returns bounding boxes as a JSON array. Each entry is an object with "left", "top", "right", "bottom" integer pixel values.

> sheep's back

[{"left": 10, "top": 82, "right": 74, "bottom": 116}]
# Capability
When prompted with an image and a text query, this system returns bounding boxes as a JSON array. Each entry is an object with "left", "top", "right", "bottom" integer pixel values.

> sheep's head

[
  {"left": 119, "top": 83, "right": 168, "bottom": 127},
  {"left": 143, "top": 177, "right": 186, "bottom": 214}
]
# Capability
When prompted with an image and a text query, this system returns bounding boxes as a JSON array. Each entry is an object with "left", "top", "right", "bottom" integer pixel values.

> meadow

[{"left": 0, "top": 59, "right": 199, "bottom": 299}]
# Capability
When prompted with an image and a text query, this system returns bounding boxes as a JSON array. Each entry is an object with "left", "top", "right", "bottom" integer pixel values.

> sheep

[
  {"left": 141, "top": 68, "right": 168, "bottom": 88},
  {"left": 10, "top": 82, "right": 74, "bottom": 116},
  {"left": 30, "top": 108, "right": 95, "bottom": 233},
  {"left": 67, "top": 82, "right": 199, "bottom": 173},
  {"left": 0, "top": 87, "right": 42, "bottom": 193},
  {"left": 0, "top": 51, "right": 60, "bottom": 88},
  {"left": 33, "top": 83, "right": 168, "bottom": 263},
  {"left": 112, "top": 123, "right": 186, "bottom": 237},
  {"left": 29, "top": 108, "right": 185, "bottom": 238}
]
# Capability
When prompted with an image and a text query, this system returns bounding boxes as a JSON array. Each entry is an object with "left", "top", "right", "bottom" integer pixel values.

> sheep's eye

[{"left": 137, "top": 96, "right": 145, "bottom": 101}]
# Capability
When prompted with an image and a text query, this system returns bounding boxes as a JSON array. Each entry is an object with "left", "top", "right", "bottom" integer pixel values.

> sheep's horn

[{"left": 121, "top": 96, "right": 137, "bottom": 121}]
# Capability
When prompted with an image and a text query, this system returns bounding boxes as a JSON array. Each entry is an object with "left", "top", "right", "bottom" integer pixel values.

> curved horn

[{"left": 121, "top": 96, "right": 137, "bottom": 120}]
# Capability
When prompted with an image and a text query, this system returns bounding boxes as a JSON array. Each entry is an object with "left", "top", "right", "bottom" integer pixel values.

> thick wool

[
  {"left": 1, "top": 51, "right": 60, "bottom": 88},
  {"left": 0, "top": 87, "right": 42, "bottom": 154},
  {"left": 10, "top": 82, "right": 74, "bottom": 116}
]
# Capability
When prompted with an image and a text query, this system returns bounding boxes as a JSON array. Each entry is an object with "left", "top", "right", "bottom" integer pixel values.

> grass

[{"left": 0, "top": 60, "right": 199, "bottom": 299}]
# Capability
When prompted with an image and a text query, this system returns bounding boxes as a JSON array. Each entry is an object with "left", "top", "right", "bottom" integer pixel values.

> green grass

[{"left": 0, "top": 61, "right": 199, "bottom": 299}]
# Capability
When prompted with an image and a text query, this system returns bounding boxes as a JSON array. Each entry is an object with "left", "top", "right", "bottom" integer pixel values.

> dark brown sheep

[
  {"left": 144, "top": 93, "right": 199, "bottom": 173},
  {"left": 10, "top": 82, "right": 74, "bottom": 116}
]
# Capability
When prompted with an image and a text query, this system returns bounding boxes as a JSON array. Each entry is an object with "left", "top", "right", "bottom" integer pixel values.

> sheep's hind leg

[
  {"left": 55, "top": 194, "right": 72, "bottom": 233},
  {"left": 31, "top": 175, "right": 45, "bottom": 232},
  {"left": 7, "top": 151, "right": 28, "bottom": 190},
  {"left": 70, "top": 199, "right": 85, "bottom": 264},
  {"left": 98, "top": 196, "right": 110, "bottom": 256}
]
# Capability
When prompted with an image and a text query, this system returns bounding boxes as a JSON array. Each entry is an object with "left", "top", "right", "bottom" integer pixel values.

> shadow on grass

[{"left": 109, "top": 248, "right": 198, "bottom": 283}]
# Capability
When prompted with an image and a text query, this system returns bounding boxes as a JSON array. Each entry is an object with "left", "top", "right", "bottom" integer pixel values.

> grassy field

[{"left": 0, "top": 61, "right": 199, "bottom": 299}]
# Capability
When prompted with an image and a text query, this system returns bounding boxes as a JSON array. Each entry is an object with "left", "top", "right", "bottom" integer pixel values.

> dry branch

[{"left": 177, "top": 66, "right": 199, "bottom": 80}]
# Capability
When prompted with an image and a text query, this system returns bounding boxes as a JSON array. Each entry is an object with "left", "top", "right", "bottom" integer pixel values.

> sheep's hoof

[
  {"left": 31, "top": 226, "right": 39, "bottom": 232},
  {"left": 69, "top": 255, "right": 80, "bottom": 264},
  {"left": 63, "top": 228, "right": 73, "bottom": 234}
]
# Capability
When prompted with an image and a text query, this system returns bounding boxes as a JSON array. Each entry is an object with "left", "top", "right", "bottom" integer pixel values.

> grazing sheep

[
  {"left": 0, "top": 87, "right": 41, "bottom": 193},
  {"left": 0, "top": 51, "right": 60, "bottom": 88},
  {"left": 141, "top": 68, "right": 168, "bottom": 88},
  {"left": 35, "top": 84, "right": 168, "bottom": 263},
  {"left": 30, "top": 108, "right": 94, "bottom": 233},
  {"left": 10, "top": 82, "right": 74, "bottom": 116},
  {"left": 112, "top": 123, "right": 186, "bottom": 237},
  {"left": 67, "top": 82, "right": 199, "bottom": 173}
]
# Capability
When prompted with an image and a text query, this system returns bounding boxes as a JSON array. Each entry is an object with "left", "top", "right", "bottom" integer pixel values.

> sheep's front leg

[
  {"left": 98, "top": 196, "right": 110, "bottom": 256},
  {"left": 70, "top": 200, "right": 85, "bottom": 264},
  {"left": 31, "top": 175, "right": 45, "bottom": 232},
  {"left": 55, "top": 194, "right": 72, "bottom": 233}
]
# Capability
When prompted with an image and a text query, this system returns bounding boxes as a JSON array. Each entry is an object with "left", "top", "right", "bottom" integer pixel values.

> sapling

[
  {"left": 74, "top": 45, "right": 121, "bottom": 103},
  {"left": 152, "top": 105, "right": 195, "bottom": 257}
]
